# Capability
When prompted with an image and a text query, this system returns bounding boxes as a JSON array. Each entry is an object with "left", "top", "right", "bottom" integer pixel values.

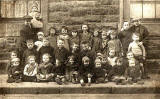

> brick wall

[{"left": 46, "top": 0, "right": 120, "bottom": 32}]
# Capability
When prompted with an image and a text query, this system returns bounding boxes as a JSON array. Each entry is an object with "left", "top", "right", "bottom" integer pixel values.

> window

[
  {"left": 0, "top": 0, "right": 41, "bottom": 18},
  {"left": 130, "top": 0, "right": 160, "bottom": 19}
]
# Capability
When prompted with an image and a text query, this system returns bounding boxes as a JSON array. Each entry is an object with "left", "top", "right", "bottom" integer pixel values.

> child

[
  {"left": 48, "top": 27, "right": 57, "bottom": 49},
  {"left": 70, "top": 30, "right": 80, "bottom": 46},
  {"left": 80, "top": 24, "right": 93, "bottom": 48},
  {"left": 79, "top": 56, "right": 93, "bottom": 86},
  {"left": 99, "top": 28, "right": 110, "bottom": 56},
  {"left": 37, "top": 53, "right": 54, "bottom": 82},
  {"left": 53, "top": 59, "right": 66, "bottom": 85},
  {"left": 93, "top": 58, "right": 106, "bottom": 83},
  {"left": 128, "top": 33, "right": 146, "bottom": 79},
  {"left": 107, "top": 58, "right": 126, "bottom": 84},
  {"left": 23, "top": 55, "right": 38, "bottom": 82},
  {"left": 92, "top": 28, "right": 101, "bottom": 53},
  {"left": 107, "top": 49, "right": 118, "bottom": 67},
  {"left": 80, "top": 41, "right": 95, "bottom": 65},
  {"left": 22, "top": 39, "right": 38, "bottom": 65},
  {"left": 38, "top": 37, "right": 55, "bottom": 64},
  {"left": 7, "top": 58, "right": 22, "bottom": 83},
  {"left": 35, "top": 32, "right": 44, "bottom": 51},
  {"left": 66, "top": 55, "right": 79, "bottom": 83},
  {"left": 107, "top": 29, "right": 123, "bottom": 57},
  {"left": 57, "top": 26, "right": 70, "bottom": 51},
  {"left": 125, "top": 59, "right": 142, "bottom": 84},
  {"left": 55, "top": 39, "right": 70, "bottom": 65}
]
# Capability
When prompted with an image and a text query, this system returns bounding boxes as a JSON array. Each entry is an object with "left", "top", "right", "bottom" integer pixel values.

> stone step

[{"left": 0, "top": 74, "right": 159, "bottom": 94}]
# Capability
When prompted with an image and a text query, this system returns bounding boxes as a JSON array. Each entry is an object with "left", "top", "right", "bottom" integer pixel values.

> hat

[
  {"left": 11, "top": 58, "right": 20, "bottom": 62},
  {"left": 37, "top": 32, "right": 44, "bottom": 36}
]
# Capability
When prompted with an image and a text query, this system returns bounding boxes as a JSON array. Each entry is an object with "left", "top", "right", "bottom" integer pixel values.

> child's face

[
  {"left": 42, "top": 55, "right": 50, "bottom": 63},
  {"left": 50, "top": 28, "right": 56, "bottom": 35},
  {"left": 61, "top": 28, "right": 68, "bottom": 34},
  {"left": 132, "top": 34, "right": 140, "bottom": 41},
  {"left": 69, "top": 58, "right": 74, "bottom": 64},
  {"left": 127, "top": 52, "right": 134, "bottom": 59},
  {"left": 27, "top": 42, "right": 34, "bottom": 49},
  {"left": 29, "top": 58, "right": 35, "bottom": 65},
  {"left": 95, "top": 62, "right": 102, "bottom": 68},
  {"left": 38, "top": 35, "right": 44, "bottom": 41},
  {"left": 57, "top": 40, "right": 64, "bottom": 48},
  {"left": 82, "top": 44, "right": 89, "bottom": 51},
  {"left": 72, "top": 44, "right": 79, "bottom": 51},
  {"left": 83, "top": 60, "right": 90, "bottom": 66},
  {"left": 72, "top": 32, "right": 78, "bottom": 37},
  {"left": 82, "top": 25, "right": 88, "bottom": 31},
  {"left": 31, "top": 6, "right": 38, "bottom": 12},
  {"left": 102, "top": 31, "right": 107, "bottom": 39},
  {"left": 11, "top": 52, "right": 17, "bottom": 59},
  {"left": 109, "top": 50, "right": 116, "bottom": 57},
  {"left": 129, "top": 60, "right": 136, "bottom": 67},
  {"left": 133, "top": 20, "right": 140, "bottom": 26},
  {"left": 43, "top": 39, "right": 49, "bottom": 46},
  {"left": 12, "top": 61, "right": 20, "bottom": 67},
  {"left": 123, "top": 22, "right": 129, "bottom": 30},
  {"left": 94, "top": 30, "right": 99, "bottom": 37},
  {"left": 102, "top": 57, "right": 107, "bottom": 64}
]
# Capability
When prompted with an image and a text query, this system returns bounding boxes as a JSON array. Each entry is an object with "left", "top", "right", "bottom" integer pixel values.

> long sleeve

[{"left": 23, "top": 65, "right": 29, "bottom": 76}]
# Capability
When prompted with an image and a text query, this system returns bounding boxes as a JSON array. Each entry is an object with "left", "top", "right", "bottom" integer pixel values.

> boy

[
  {"left": 38, "top": 37, "right": 55, "bottom": 64},
  {"left": 128, "top": 33, "right": 147, "bottom": 78},
  {"left": 7, "top": 58, "right": 22, "bottom": 83},
  {"left": 92, "top": 27, "right": 101, "bottom": 53},
  {"left": 22, "top": 39, "right": 38, "bottom": 66},
  {"left": 35, "top": 32, "right": 44, "bottom": 51},
  {"left": 48, "top": 27, "right": 57, "bottom": 49}
]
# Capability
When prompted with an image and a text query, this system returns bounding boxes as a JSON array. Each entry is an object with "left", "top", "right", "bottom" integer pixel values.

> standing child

[
  {"left": 23, "top": 55, "right": 38, "bottom": 82},
  {"left": 35, "top": 32, "right": 44, "bottom": 51},
  {"left": 7, "top": 58, "right": 22, "bottom": 83},
  {"left": 36, "top": 53, "right": 54, "bottom": 82},
  {"left": 57, "top": 26, "right": 70, "bottom": 51},
  {"left": 48, "top": 27, "right": 57, "bottom": 49},
  {"left": 107, "top": 49, "right": 118, "bottom": 67},
  {"left": 70, "top": 30, "right": 80, "bottom": 46},
  {"left": 128, "top": 33, "right": 146, "bottom": 79},
  {"left": 22, "top": 39, "right": 38, "bottom": 65},
  {"left": 66, "top": 55, "right": 79, "bottom": 83},
  {"left": 108, "top": 29, "right": 123, "bottom": 57},
  {"left": 92, "top": 27, "right": 101, "bottom": 53},
  {"left": 79, "top": 56, "right": 93, "bottom": 86},
  {"left": 38, "top": 37, "right": 55, "bottom": 64}
]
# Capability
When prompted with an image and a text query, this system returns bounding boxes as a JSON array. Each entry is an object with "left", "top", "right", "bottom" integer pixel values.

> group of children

[{"left": 7, "top": 22, "right": 148, "bottom": 86}]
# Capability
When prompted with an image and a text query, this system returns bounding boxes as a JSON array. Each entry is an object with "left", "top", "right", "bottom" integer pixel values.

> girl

[{"left": 48, "top": 27, "right": 57, "bottom": 49}]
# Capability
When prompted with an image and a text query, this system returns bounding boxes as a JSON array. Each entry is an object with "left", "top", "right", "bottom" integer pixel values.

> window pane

[
  {"left": 130, "top": 3, "right": 143, "bottom": 18},
  {"left": 143, "top": 2, "right": 155, "bottom": 18},
  {"left": 156, "top": 2, "right": 160, "bottom": 18}
]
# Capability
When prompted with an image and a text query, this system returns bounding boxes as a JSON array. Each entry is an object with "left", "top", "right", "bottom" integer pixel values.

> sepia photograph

[{"left": 0, "top": 0, "right": 160, "bottom": 99}]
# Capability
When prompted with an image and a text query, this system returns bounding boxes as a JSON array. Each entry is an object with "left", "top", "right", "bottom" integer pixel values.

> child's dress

[{"left": 49, "top": 35, "right": 57, "bottom": 49}]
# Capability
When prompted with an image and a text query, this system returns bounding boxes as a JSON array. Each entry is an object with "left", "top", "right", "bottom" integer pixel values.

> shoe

[
  {"left": 55, "top": 78, "right": 62, "bottom": 85},
  {"left": 80, "top": 82, "right": 85, "bottom": 87}
]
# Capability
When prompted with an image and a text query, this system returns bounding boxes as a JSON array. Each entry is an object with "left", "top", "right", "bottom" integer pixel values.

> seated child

[
  {"left": 23, "top": 55, "right": 38, "bottom": 82},
  {"left": 79, "top": 56, "right": 93, "bottom": 86},
  {"left": 107, "top": 49, "right": 118, "bottom": 67},
  {"left": 22, "top": 39, "right": 38, "bottom": 65},
  {"left": 36, "top": 53, "right": 54, "bottom": 82},
  {"left": 39, "top": 37, "right": 55, "bottom": 64},
  {"left": 35, "top": 32, "right": 44, "bottom": 51},
  {"left": 70, "top": 30, "right": 80, "bottom": 46},
  {"left": 71, "top": 43, "right": 81, "bottom": 64},
  {"left": 107, "top": 29, "right": 123, "bottom": 57},
  {"left": 92, "top": 27, "right": 101, "bottom": 53},
  {"left": 125, "top": 59, "right": 143, "bottom": 84},
  {"left": 57, "top": 26, "right": 70, "bottom": 51},
  {"left": 66, "top": 55, "right": 79, "bottom": 84},
  {"left": 48, "top": 27, "right": 57, "bottom": 49},
  {"left": 93, "top": 58, "right": 106, "bottom": 83},
  {"left": 128, "top": 33, "right": 147, "bottom": 79},
  {"left": 107, "top": 58, "right": 126, "bottom": 84},
  {"left": 7, "top": 58, "right": 22, "bottom": 83},
  {"left": 53, "top": 59, "right": 66, "bottom": 85},
  {"left": 54, "top": 39, "right": 70, "bottom": 64}
]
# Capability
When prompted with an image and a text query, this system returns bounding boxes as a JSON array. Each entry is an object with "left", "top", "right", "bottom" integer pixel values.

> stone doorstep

[{"left": 0, "top": 74, "right": 160, "bottom": 94}]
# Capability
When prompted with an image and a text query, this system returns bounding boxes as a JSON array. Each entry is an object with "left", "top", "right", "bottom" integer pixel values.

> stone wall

[{"left": 46, "top": 0, "right": 120, "bottom": 32}]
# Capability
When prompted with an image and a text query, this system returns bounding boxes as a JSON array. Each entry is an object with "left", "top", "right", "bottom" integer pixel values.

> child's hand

[
  {"left": 88, "top": 74, "right": 92, "bottom": 78},
  {"left": 143, "top": 56, "right": 146, "bottom": 60},
  {"left": 9, "top": 75, "right": 12, "bottom": 77},
  {"left": 15, "top": 71, "right": 19, "bottom": 74}
]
